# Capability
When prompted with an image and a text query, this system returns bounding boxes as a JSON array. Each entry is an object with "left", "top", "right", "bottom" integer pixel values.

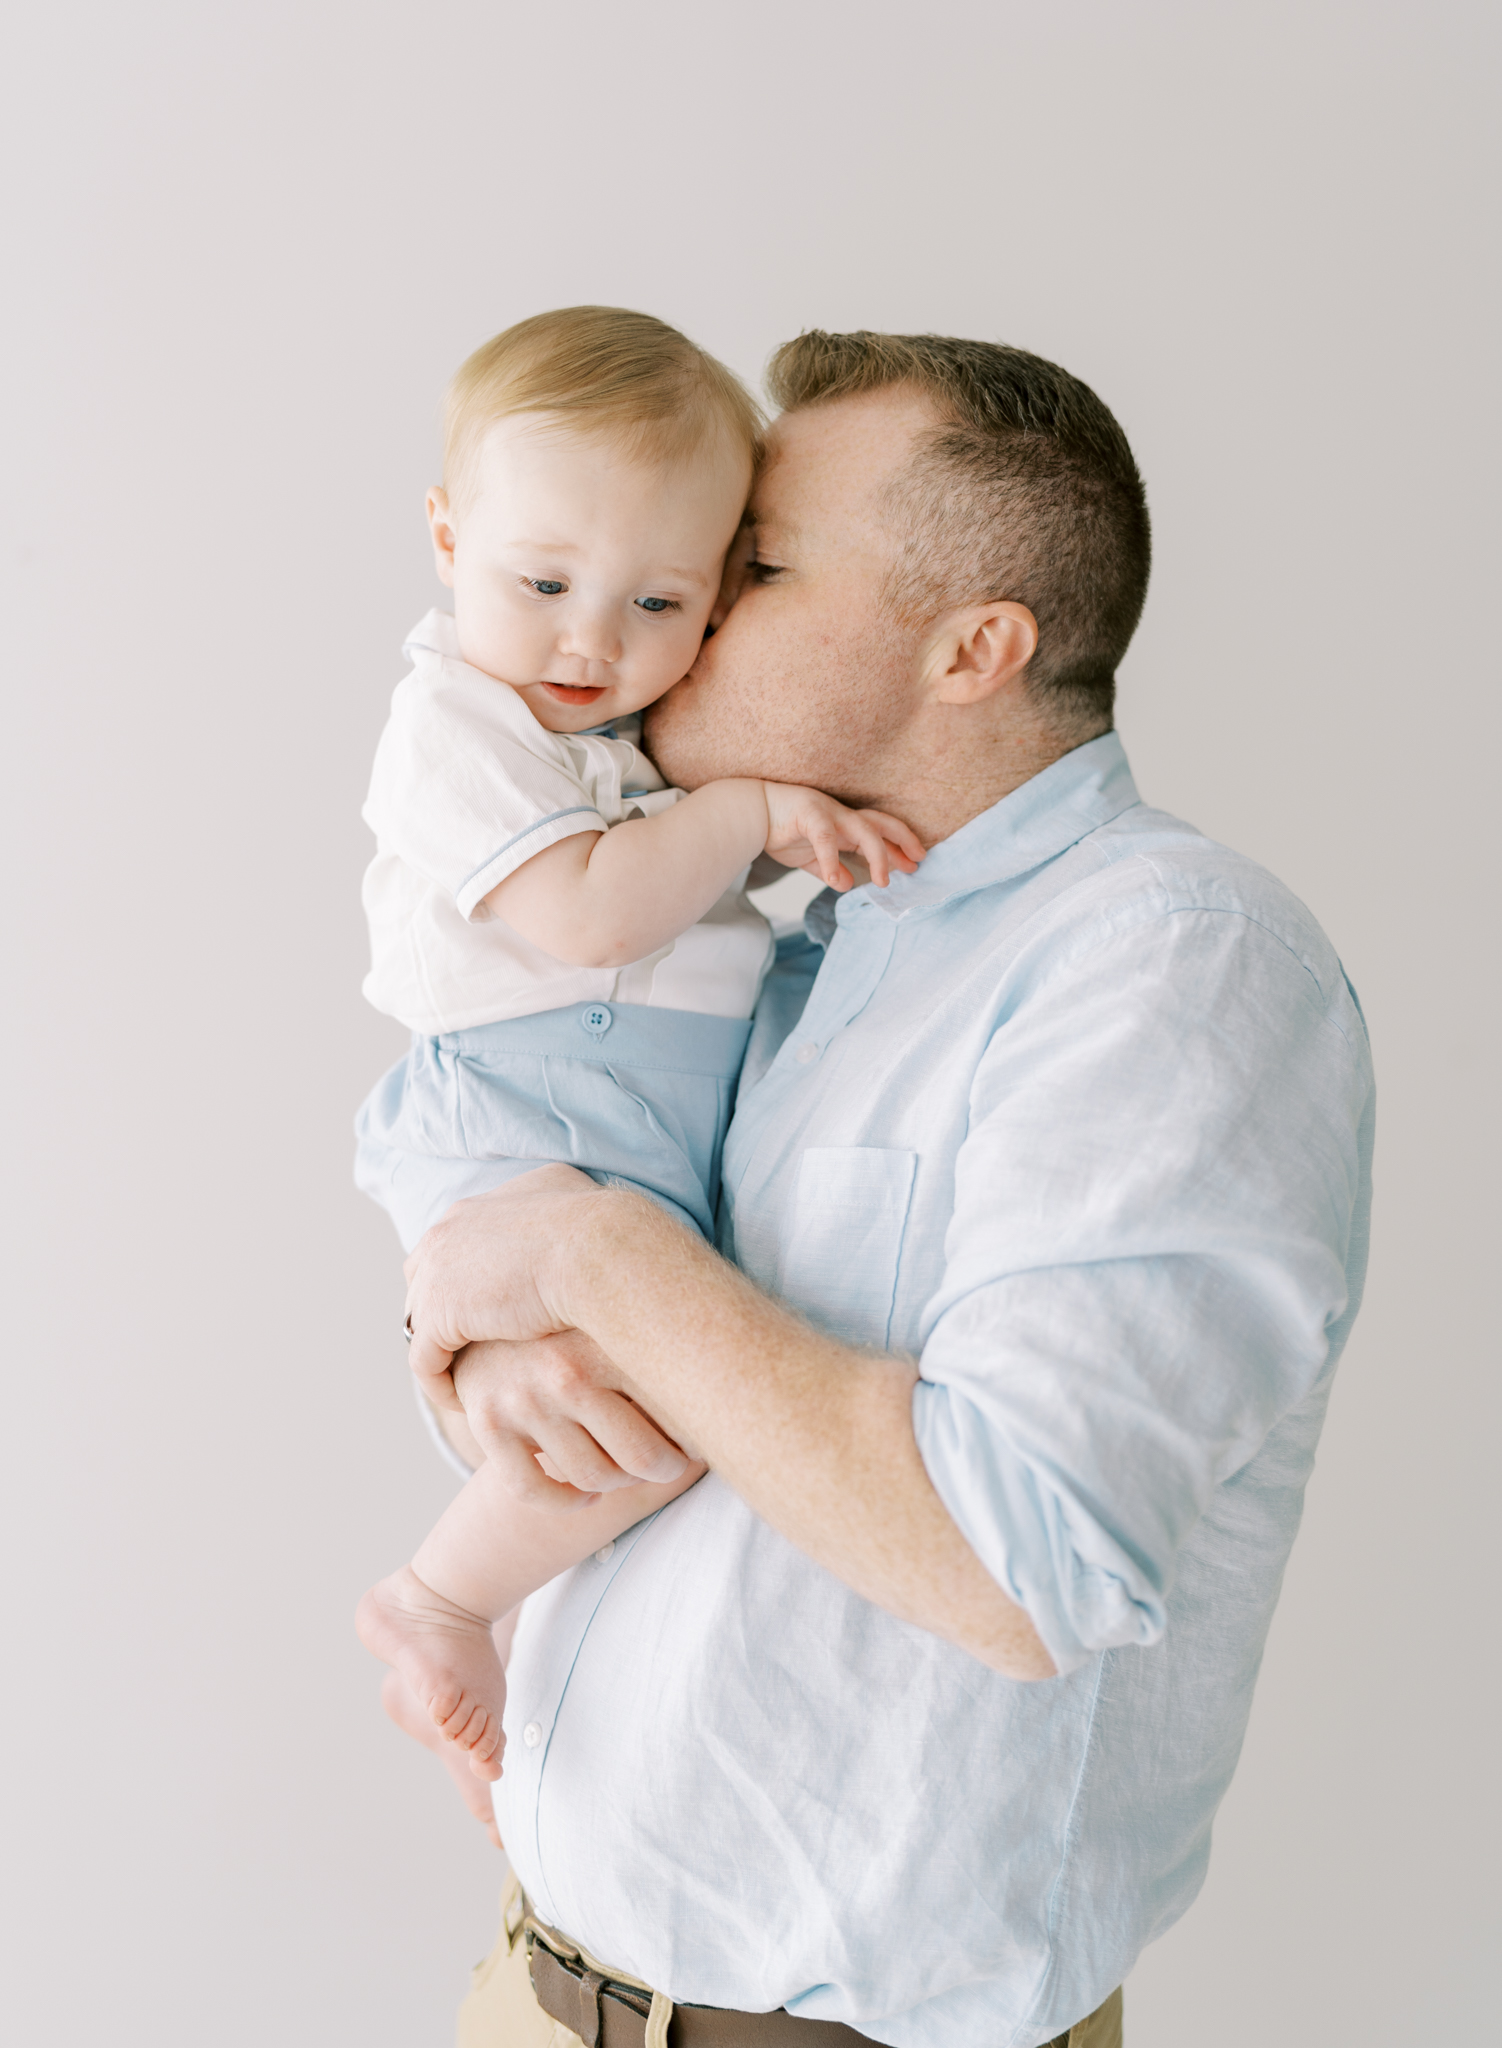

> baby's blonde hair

[{"left": 443, "top": 306, "right": 764, "bottom": 508}]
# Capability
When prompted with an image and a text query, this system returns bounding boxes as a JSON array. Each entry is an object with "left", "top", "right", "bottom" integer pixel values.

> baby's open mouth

[{"left": 541, "top": 682, "right": 607, "bottom": 705}]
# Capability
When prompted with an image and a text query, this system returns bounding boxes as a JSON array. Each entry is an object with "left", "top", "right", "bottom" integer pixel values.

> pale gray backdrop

[{"left": 3, "top": 3, "right": 1495, "bottom": 2043}]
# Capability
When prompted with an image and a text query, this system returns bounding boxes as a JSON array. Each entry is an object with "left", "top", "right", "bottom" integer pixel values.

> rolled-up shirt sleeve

[{"left": 912, "top": 902, "right": 1373, "bottom": 1676}]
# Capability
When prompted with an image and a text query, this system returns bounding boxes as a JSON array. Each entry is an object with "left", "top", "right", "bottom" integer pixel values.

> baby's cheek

[
  {"left": 459, "top": 589, "right": 548, "bottom": 681},
  {"left": 653, "top": 617, "right": 711, "bottom": 689}
]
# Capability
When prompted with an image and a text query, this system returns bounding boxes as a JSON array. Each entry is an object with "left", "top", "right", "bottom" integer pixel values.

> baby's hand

[{"left": 761, "top": 784, "right": 925, "bottom": 892}]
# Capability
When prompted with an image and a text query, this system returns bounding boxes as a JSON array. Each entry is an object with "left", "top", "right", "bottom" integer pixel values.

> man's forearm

[{"left": 566, "top": 1192, "right": 1055, "bottom": 1680}]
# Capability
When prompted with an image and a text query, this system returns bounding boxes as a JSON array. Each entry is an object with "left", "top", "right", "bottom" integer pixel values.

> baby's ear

[
  {"left": 707, "top": 516, "right": 755, "bottom": 634},
  {"left": 426, "top": 487, "right": 458, "bottom": 588}
]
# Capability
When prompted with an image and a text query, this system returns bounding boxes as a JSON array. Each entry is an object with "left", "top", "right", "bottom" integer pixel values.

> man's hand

[
  {"left": 403, "top": 1166, "right": 693, "bottom": 1502},
  {"left": 453, "top": 1333, "right": 691, "bottom": 1506},
  {"left": 402, "top": 1164, "right": 596, "bottom": 1406},
  {"left": 761, "top": 783, "right": 924, "bottom": 892}
]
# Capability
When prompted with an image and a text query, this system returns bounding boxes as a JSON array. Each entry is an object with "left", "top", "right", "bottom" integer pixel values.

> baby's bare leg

[{"left": 357, "top": 1458, "right": 703, "bottom": 1779}]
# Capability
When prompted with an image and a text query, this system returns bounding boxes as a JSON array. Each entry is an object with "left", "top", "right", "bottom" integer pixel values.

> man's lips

[{"left": 541, "top": 681, "right": 607, "bottom": 705}]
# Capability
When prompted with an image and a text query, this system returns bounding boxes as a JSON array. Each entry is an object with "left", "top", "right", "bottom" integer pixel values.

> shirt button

[
  {"left": 522, "top": 1721, "right": 544, "bottom": 1749},
  {"left": 594, "top": 1541, "right": 616, "bottom": 1563},
  {"left": 581, "top": 1003, "right": 613, "bottom": 1038},
  {"left": 794, "top": 1041, "right": 820, "bottom": 1063}
]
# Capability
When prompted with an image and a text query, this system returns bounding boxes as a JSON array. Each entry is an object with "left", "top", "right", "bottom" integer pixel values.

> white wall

[{"left": 3, "top": 3, "right": 1495, "bottom": 2042}]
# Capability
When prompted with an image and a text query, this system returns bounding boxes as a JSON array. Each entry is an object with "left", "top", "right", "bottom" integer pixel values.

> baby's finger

[
  {"left": 860, "top": 810, "right": 926, "bottom": 865},
  {"left": 844, "top": 810, "right": 897, "bottom": 888},
  {"left": 808, "top": 817, "right": 853, "bottom": 891}
]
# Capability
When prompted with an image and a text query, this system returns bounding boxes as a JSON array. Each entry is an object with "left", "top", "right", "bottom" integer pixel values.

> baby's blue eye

[
  {"left": 529, "top": 579, "right": 566, "bottom": 596},
  {"left": 636, "top": 596, "right": 673, "bottom": 613}
]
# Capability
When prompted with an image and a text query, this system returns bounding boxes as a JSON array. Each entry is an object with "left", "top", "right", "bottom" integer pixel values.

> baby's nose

[{"left": 560, "top": 608, "right": 623, "bottom": 665}]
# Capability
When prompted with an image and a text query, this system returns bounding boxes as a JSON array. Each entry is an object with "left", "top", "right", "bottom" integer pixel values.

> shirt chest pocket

[{"left": 776, "top": 1146, "right": 918, "bottom": 1350}]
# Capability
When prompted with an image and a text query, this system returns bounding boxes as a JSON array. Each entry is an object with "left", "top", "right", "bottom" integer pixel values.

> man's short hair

[
  {"left": 766, "top": 331, "right": 1151, "bottom": 732},
  {"left": 444, "top": 306, "right": 764, "bottom": 510}
]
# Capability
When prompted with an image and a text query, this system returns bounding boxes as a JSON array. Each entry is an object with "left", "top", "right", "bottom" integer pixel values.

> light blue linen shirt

[{"left": 494, "top": 732, "right": 1374, "bottom": 2047}]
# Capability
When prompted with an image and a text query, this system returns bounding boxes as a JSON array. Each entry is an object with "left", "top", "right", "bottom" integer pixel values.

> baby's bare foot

[{"left": 357, "top": 1567, "right": 506, "bottom": 1779}]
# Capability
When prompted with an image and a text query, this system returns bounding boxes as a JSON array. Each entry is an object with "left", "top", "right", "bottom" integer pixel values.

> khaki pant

[{"left": 458, "top": 1877, "right": 1124, "bottom": 2048}]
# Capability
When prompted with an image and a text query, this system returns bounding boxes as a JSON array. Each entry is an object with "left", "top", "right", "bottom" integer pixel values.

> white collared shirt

[{"left": 360, "top": 612, "right": 773, "bottom": 1033}]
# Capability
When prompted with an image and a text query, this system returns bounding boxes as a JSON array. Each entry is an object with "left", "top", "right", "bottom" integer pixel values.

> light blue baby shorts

[{"left": 354, "top": 1001, "right": 752, "bottom": 1253}]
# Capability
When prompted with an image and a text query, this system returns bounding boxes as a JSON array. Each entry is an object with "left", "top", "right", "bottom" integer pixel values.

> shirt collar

[
  {"left": 822, "top": 730, "right": 1141, "bottom": 932},
  {"left": 402, "top": 608, "right": 462, "bottom": 664}
]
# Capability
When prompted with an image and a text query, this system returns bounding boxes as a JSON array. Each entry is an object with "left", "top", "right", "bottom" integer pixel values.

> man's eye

[
  {"left": 748, "top": 560, "right": 785, "bottom": 583},
  {"left": 635, "top": 596, "right": 678, "bottom": 614},
  {"left": 528, "top": 579, "right": 566, "bottom": 596}
]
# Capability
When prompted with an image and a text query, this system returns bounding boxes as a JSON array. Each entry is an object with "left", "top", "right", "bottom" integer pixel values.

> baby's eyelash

[
  {"left": 524, "top": 578, "right": 567, "bottom": 596},
  {"left": 635, "top": 596, "right": 682, "bottom": 614}
]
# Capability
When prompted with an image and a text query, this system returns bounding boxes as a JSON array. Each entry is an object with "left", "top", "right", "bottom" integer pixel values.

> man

[{"left": 395, "top": 332, "right": 1374, "bottom": 2047}]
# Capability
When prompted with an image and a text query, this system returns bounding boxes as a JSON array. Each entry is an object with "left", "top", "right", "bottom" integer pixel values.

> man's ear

[
  {"left": 426, "top": 487, "right": 458, "bottom": 589},
  {"left": 925, "top": 602, "right": 1039, "bottom": 705}
]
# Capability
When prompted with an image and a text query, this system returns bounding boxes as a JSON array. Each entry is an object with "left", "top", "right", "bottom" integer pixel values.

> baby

[{"left": 353, "top": 306, "right": 922, "bottom": 1782}]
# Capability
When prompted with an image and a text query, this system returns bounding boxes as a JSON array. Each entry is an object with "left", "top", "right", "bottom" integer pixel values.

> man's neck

[{"left": 850, "top": 713, "right": 1109, "bottom": 849}]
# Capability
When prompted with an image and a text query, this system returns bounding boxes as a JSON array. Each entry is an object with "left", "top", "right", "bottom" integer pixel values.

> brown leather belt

[
  {"left": 525, "top": 1901, "right": 1081, "bottom": 2048},
  {"left": 525, "top": 1910, "right": 875, "bottom": 2047}
]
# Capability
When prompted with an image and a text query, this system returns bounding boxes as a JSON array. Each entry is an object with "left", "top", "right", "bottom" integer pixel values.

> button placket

[
  {"left": 500, "top": 1506, "right": 666, "bottom": 1914},
  {"left": 779, "top": 921, "right": 897, "bottom": 1067},
  {"left": 722, "top": 922, "right": 902, "bottom": 1210}
]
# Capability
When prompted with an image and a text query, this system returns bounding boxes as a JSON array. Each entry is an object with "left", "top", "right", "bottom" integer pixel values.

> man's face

[{"left": 645, "top": 389, "right": 939, "bottom": 804}]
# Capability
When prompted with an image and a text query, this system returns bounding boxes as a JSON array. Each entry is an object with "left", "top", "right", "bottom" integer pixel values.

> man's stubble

[{"left": 644, "top": 607, "right": 917, "bottom": 816}]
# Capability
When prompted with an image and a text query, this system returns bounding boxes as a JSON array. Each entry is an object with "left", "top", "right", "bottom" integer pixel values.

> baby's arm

[
  {"left": 415, "top": 1455, "right": 704, "bottom": 1623},
  {"left": 357, "top": 1456, "right": 704, "bottom": 1780},
  {"left": 482, "top": 779, "right": 923, "bottom": 967}
]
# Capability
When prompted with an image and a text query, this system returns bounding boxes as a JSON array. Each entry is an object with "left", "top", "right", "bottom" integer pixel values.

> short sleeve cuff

[{"left": 455, "top": 806, "right": 609, "bottom": 920}]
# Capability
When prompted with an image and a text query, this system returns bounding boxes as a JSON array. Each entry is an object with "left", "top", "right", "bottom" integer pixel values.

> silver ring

[{"left": 403, "top": 1313, "right": 415, "bottom": 1345}]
